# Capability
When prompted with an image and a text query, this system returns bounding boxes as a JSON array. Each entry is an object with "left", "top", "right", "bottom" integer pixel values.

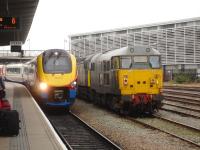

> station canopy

[{"left": 0, "top": 0, "right": 39, "bottom": 46}]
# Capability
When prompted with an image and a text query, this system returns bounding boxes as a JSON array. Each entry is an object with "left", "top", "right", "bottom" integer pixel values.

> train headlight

[
  {"left": 150, "top": 79, "right": 156, "bottom": 84},
  {"left": 39, "top": 82, "right": 48, "bottom": 91},
  {"left": 123, "top": 75, "right": 128, "bottom": 86},
  {"left": 71, "top": 81, "right": 77, "bottom": 87}
]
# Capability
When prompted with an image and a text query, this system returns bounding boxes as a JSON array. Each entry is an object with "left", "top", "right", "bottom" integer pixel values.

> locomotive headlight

[
  {"left": 150, "top": 79, "right": 156, "bottom": 84},
  {"left": 39, "top": 82, "right": 48, "bottom": 91},
  {"left": 71, "top": 81, "right": 77, "bottom": 87},
  {"left": 123, "top": 75, "right": 128, "bottom": 86}
]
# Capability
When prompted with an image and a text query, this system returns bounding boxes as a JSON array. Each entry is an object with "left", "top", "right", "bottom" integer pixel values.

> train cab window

[
  {"left": 120, "top": 56, "right": 132, "bottom": 69},
  {"left": 104, "top": 73, "right": 110, "bottom": 85},
  {"left": 111, "top": 57, "right": 120, "bottom": 69},
  {"left": 149, "top": 56, "right": 161, "bottom": 69},
  {"left": 43, "top": 50, "right": 72, "bottom": 73},
  {"left": 132, "top": 56, "right": 149, "bottom": 69}
]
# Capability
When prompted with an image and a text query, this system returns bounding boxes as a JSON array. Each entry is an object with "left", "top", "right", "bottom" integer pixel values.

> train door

[{"left": 111, "top": 56, "right": 120, "bottom": 91}]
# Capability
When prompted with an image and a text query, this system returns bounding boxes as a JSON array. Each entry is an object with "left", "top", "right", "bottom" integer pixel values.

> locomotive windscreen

[
  {"left": 42, "top": 50, "right": 72, "bottom": 73},
  {"left": 120, "top": 55, "right": 161, "bottom": 69}
]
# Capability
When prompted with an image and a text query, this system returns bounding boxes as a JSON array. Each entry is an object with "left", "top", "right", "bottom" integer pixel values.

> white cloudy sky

[{"left": 17, "top": 0, "right": 200, "bottom": 50}]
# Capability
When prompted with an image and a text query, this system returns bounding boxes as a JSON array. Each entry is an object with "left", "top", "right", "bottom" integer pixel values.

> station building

[{"left": 69, "top": 17, "right": 200, "bottom": 79}]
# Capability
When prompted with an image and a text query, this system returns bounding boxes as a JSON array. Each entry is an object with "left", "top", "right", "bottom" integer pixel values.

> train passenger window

[
  {"left": 121, "top": 56, "right": 132, "bottom": 69},
  {"left": 91, "top": 63, "right": 95, "bottom": 71},
  {"left": 103, "top": 61, "right": 110, "bottom": 71},
  {"left": 104, "top": 73, "right": 110, "bottom": 85},
  {"left": 103, "top": 61, "right": 107, "bottom": 71},
  {"left": 149, "top": 56, "right": 160, "bottom": 69},
  {"left": 7, "top": 68, "right": 20, "bottom": 74},
  {"left": 106, "top": 61, "right": 110, "bottom": 71},
  {"left": 16, "top": 68, "right": 20, "bottom": 74},
  {"left": 24, "top": 68, "right": 28, "bottom": 74},
  {"left": 29, "top": 68, "right": 34, "bottom": 74}
]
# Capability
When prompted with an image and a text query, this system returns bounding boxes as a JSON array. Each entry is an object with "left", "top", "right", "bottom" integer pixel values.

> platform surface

[{"left": 0, "top": 82, "right": 66, "bottom": 150}]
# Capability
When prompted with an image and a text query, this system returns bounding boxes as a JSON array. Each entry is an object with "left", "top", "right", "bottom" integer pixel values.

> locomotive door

[{"left": 111, "top": 56, "right": 120, "bottom": 91}]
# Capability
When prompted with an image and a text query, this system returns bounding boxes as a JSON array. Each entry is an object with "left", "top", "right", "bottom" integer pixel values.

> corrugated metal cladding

[{"left": 70, "top": 18, "right": 200, "bottom": 65}]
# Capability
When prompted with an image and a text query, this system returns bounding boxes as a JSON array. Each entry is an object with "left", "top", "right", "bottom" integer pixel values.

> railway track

[
  {"left": 163, "top": 86, "right": 200, "bottom": 118},
  {"left": 47, "top": 112, "right": 121, "bottom": 150},
  {"left": 160, "top": 107, "right": 200, "bottom": 119},
  {"left": 128, "top": 115, "right": 200, "bottom": 148},
  {"left": 164, "top": 86, "right": 200, "bottom": 92}
]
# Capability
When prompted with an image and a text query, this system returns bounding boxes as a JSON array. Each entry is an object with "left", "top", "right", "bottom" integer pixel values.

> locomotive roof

[{"left": 99, "top": 46, "right": 160, "bottom": 61}]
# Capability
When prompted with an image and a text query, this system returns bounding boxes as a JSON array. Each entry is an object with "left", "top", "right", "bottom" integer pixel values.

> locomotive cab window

[
  {"left": 149, "top": 56, "right": 161, "bottom": 69},
  {"left": 132, "top": 56, "right": 149, "bottom": 69},
  {"left": 111, "top": 56, "right": 120, "bottom": 69},
  {"left": 120, "top": 56, "right": 132, "bottom": 69}
]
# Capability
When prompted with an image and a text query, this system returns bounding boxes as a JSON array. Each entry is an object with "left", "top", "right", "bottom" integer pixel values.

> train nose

[{"left": 54, "top": 90, "right": 64, "bottom": 100}]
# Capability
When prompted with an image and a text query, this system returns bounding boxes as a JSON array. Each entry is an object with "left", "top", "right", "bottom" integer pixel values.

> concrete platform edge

[{"left": 25, "top": 88, "right": 67, "bottom": 150}]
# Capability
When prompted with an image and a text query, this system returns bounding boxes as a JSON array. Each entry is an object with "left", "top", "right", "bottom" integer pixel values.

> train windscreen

[
  {"left": 42, "top": 50, "right": 72, "bottom": 73},
  {"left": 149, "top": 56, "right": 160, "bottom": 69},
  {"left": 120, "top": 56, "right": 161, "bottom": 69}
]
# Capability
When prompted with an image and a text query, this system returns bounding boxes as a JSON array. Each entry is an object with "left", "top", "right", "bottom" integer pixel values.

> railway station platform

[{"left": 0, "top": 82, "right": 66, "bottom": 150}]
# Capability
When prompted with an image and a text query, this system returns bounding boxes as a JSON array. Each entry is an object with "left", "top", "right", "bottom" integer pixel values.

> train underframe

[{"left": 78, "top": 86, "right": 163, "bottom": 115}]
